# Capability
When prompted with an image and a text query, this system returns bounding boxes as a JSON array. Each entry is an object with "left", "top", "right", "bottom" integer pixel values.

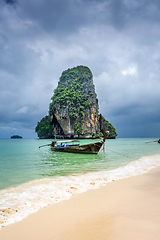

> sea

[{"left": 0, "top": 138, "right": 160, "bottom": 228}]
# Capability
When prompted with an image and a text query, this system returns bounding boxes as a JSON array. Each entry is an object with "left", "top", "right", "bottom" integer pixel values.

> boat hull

[{"left": 51, "top": 141, "right": 104, "bottom": 154}]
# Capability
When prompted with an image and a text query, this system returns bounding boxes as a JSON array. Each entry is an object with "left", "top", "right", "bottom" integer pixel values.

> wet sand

[{"left": 0, "top": 166, "right": 160, "bottom": 240}]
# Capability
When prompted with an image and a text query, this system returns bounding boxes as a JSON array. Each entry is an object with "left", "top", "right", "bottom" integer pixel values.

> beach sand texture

[{"left": 0, "top": 166, "right": 160, "bottom": 240}]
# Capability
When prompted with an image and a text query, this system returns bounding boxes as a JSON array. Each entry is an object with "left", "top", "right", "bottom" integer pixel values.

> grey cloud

[
  {"left": 5, "top": 0, "right": 15, "bottom": 3},
  {"left": 5, "top": 0, "right": 89, "bottom": 36},
  {"left": 0, "top": 0, "right": 160, "bottom": 138}
]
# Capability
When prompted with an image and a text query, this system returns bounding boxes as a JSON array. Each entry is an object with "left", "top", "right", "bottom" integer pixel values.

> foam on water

[{"left": 0, "top": 154, "right": 160, "bottom": 228}]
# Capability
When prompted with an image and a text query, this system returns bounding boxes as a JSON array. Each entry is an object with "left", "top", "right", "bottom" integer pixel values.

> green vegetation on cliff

[
  {"left": 49, "top": 66, "right": 97, "bottom": 115},
  {"left": 102, "top": 116, "right": 117, "bottom": 138},
  {"left": 35, "top": 65, "right": 117, "bottom": 139},
  {"left": 49, "top": 65, "right": 98, "bottom": 135},
  {"left": 35, "top": 115, "right": 54, "bottom": 138}
]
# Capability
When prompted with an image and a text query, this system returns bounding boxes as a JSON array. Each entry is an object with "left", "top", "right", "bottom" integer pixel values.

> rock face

[
  {"left": 99, "top": 114, "right": 117, "bottom": 139},
  {"left": 49, "top": 66, "right": 100, "bottom": 138},
  {"left": 46, "top": 65, "right": 118, "bottom": 139}
]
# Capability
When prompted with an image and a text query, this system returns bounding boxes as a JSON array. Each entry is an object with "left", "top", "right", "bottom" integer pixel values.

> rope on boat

[
  {"left": 102, "top": 142, "right": 105, "bottom": 151},
  {"left": 39, "top": 144, "right": 51, "bottom": 148}
]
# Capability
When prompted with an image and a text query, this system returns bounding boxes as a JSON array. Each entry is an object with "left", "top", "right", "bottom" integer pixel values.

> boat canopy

[{"left": 56, "top": 140, "right": 80, "bottom": 143}]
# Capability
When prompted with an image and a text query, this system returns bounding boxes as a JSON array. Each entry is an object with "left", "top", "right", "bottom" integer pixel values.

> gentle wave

[{"left": 0, "top": 154, "right": 160, "bottom": 228}]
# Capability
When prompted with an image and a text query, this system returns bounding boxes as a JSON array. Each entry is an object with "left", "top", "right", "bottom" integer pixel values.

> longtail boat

[{"left": 49, "top": 132, "right": 108, "bottom": 154}]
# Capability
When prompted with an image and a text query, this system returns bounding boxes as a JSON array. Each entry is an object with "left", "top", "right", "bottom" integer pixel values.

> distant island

[
  {"left": 11, "top": 135, "right": 23, "bottom": 139},
  {"left": 35, "top": 65, "right": 118, "bottom": 139}
]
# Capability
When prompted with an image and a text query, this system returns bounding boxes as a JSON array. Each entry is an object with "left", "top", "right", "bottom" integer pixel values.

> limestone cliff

[
  {"left": 49, "top": 66, "right": 99, "bottom": 138},
  {"left": 35, "top": 65, "right": 117, "bottom": 139}
]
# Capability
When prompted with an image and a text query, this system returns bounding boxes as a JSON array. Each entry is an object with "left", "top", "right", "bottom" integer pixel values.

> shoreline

[
  {"left": 0, "top": 162, "right": 160, "bottom": 239},
  {"left": 0, "top": 154, "right": 160, "bottom": 230}
]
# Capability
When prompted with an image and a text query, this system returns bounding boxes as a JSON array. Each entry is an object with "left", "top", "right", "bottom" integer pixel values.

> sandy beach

[{"left": 0, "top": 165, "right": 160, "bottom": 240}]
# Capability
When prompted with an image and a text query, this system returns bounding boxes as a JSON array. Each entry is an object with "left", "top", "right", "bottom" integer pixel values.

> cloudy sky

[{"left": 0, "top": 0, "right": 160, "bottom": 138}]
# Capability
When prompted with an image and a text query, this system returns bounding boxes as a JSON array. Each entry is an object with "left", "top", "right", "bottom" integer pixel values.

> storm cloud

[{"left": 0, "top": 0, "right": 160, "bottom": 138}]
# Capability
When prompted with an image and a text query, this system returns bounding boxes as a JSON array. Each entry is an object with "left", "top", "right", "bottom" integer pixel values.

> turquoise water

[
  {"left": 0, "top": 138, "right": 160, "bottom": 190},
  {"left": 0, "top": 138, "right": 160, "bottom": 228}
]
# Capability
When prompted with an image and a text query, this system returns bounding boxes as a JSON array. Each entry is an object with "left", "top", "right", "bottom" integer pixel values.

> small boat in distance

[
  {"left": 146, "top": 139, "right": 160, "bottom": 144},
  {"left": 50, "top": 132, "right": 108, "bottom": 154}
]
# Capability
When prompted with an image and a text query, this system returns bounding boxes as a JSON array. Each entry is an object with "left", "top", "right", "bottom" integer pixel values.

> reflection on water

[{"left": 40, "top": 150, "right": 109, "bottom": 177}]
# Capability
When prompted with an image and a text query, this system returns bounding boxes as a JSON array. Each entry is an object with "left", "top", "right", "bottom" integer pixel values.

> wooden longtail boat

[{"left": 50, "top": 132, "right": 108, "bottom": 154}]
